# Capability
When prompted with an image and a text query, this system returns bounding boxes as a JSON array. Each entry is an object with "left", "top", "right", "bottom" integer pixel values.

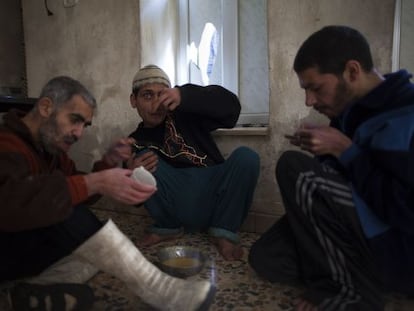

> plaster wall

[
  {"left": 21, "top": 0, "right": 395, "bottom": 232},
  {"left": 22, "top": 0, "right": 141, "bottom": 171},
  {"left": 0, "top": 0, "right": 25, "bottom": 94},
  {"left": 400, "top": 0, "right": 414, "bottom": 74}
]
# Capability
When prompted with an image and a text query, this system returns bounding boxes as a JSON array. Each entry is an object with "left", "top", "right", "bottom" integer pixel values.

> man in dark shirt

[
  {"left": 128, "top": 64, "right": 260, "bottom": 260},
  {"left": 249, "top": 25, "right": 414, "bottom": 310}
]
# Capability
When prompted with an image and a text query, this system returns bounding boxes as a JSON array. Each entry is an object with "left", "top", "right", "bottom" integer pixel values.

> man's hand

[
  {"left": 152, "top": 87, "right": 181, "bottom": 113},
  {"left": 84, "top": 168, "right": 156, "bottom": 205},
  {"left": 102, "top": 138, "right": 135, "bottom": 167},
  {"left": 126, "top": 150, "right": 158, "bottom": 173},
  {"left": 285, "top": 125, "right": 352, "bottom": 158}
]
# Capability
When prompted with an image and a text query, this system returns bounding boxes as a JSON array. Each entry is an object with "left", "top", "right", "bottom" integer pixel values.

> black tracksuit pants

[
  {"left": 0, "top": 204, "right": 102, "bottom": 282},
  {"left": 249, "top": 151, "right": 384, "bottom": 311}
]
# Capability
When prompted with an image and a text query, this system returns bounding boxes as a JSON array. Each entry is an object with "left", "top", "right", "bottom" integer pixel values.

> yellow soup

[{"left": 162, "top": 257, "right": 200, "bottom": 268}]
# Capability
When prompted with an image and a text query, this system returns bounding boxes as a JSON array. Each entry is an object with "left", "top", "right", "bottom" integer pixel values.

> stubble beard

[
  {"left": 333, "top": 79, "right": 356, "bottom": 117},
  {"left": 38, "top": 116, "right": 62, "bottom": 155}
]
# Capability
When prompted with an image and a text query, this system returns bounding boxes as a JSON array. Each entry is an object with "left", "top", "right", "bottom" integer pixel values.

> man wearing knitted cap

[{"left": 128, "top": 64, "right": 260, "bottom": 260}]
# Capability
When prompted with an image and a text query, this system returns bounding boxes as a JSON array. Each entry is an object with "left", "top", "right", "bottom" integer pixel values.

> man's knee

[
  {"left": 63, "top": 205, "right": 102, "bottom": 246},
  {"left": 230, "top": 146, "right": 260, "bottom": 174},
  {"left": 275, "top": 150, "right": 313, "bottom": 184}
]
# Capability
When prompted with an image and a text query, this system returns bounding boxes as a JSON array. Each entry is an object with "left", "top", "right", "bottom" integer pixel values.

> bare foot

[
  {"left": 294, "top": 298, "right": 318, "bottom": 311},
  {"left": 212, "top": 237, "right": 243, "bottom": 261},
  {"left": 138, "top": 232, "right": 182, "bottom": 247}
]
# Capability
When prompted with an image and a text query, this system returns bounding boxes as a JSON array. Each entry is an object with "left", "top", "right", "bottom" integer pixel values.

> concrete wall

[
  {"left": 0, "top": 0, "right": 25, "bottom": 95},
  {"left": 22, "top": 0, "right": 142, "bottom": 171},
  {"left": 21, "top": 0, "right": 395, "bottom": 232},
  {"left": 400, "top": 0, "right": 414, "bottom": 74}
]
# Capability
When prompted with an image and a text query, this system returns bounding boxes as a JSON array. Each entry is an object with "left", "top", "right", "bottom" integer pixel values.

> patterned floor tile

[
  {"left": 1, "top": 207, "right": 412, "bottom": 310},
  {"left": 88, "top": 208, "right": 300, "bottom": 310}
]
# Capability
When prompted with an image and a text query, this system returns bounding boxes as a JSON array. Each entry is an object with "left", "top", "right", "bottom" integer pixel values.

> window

[
  {"left": 392, "top": 0, "right": 414, "bottom": 77},
  {"left": 140, "top": 0, "right": 269, "bottom": 126}
]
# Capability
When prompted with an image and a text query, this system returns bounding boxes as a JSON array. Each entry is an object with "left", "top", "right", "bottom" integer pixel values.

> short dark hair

[
  {"left": 39, "top": 76, "right": 97, "bottom": 110},
  {"left": 293, "top": 25, "right": 374, "bottom": 75}
]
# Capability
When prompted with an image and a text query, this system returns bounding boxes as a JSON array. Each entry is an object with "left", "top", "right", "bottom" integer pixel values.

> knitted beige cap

[{"left": 132, "top": 64, "right": 171, "bottom": 91}]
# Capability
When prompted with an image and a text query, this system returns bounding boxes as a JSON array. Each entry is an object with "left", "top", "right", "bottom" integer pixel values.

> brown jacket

[{"left": 0, "top": 110, "right": 107, "bottom": 232}]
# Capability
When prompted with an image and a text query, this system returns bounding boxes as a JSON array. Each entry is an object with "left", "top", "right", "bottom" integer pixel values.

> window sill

[{"left": 213, "top": 126, "right": 269, "bottom": 136}]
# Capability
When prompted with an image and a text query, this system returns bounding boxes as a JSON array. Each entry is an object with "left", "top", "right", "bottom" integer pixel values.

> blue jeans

[{"left": 144, "top": 146, "right": 260, "bottom": 243}]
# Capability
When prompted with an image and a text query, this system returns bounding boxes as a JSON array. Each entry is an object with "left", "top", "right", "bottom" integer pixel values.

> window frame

[
  {"left": 142, "top": 0, "right": 269, "bottom": 126},
  {"left": 178, "top": 0, "right": 239, "bottom": 95}
]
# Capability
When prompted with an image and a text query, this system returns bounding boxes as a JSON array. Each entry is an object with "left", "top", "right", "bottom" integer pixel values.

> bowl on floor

[{"left": 156, "top": 246, "right": 206, "bottom": 278}]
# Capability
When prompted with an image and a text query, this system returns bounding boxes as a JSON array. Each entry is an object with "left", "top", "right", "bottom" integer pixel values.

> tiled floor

[
  {"left": 87, "top": 207, "right": 302, "bottom": 310},
  {"left": 1, "top": 206, "right": 413, "bottom": 310}
]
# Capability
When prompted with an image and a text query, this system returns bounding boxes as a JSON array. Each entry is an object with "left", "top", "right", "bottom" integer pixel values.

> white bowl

[{"left": 131, "top": 166, "right": 156, "bottom": 186}]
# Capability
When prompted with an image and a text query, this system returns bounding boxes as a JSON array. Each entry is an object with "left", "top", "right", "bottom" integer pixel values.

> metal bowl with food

[{"left": 157, "top": 246, "right": 206, "bottom": 278}]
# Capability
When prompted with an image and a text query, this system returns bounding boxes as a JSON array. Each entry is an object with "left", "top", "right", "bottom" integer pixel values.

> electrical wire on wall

[{"left": 44, "top": 0, "right": 53, "bottom": 16}]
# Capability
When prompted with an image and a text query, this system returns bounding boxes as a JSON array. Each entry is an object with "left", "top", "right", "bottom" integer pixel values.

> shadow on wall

[{"left": 69, "top": 125, "right": 127, "bottom": 172}]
